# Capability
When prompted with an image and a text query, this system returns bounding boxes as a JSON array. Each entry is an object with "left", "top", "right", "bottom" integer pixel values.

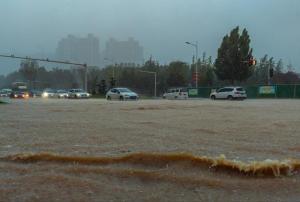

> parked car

[
  {"left": 106, "top": 88, "right": 139, "bottom": 101},
  {"left": 55, "top": 90, "right": 69, "bottom": 98},
  {"left": 68, "top": 89, "right": 91, "bottom": 99},
  {"left": 163, "top": 88, "right": 188, "bottom": 99},
  {"left": 42, "top": 89, "right": 56, "bottom": 98},
  {"left": 10, "top": 91, "right": 30, "bottom": 99},
  {"left": 210, "top": 87, "right": 247, "bottom": 100}
]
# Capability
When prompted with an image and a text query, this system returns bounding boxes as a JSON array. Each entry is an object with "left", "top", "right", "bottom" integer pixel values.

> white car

[
  {"left": 163, "top": 88, "right": 188, "bottom": 99},
  {"left": 68, "top": 89, "right": 91, "bottom": 99},
  {"left": 210, "top": 87, "right": 247, "bottom": 100},
  {"left": 42, "top": 89, "right": 56, "bottom": 98},
  {"left": 55, "top": 90, "right": 69, "bottom": 98},
  {"left": 106, "top": 88, "right": 139, "bottom": 101},
  {"left": 0, "top": 89, "right": 12, "bottom": 97}
]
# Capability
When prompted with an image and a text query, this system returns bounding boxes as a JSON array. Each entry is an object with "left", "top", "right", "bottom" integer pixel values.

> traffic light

[
  {"left": 248, "top": 57, "right": 257, "bottom": 66},
  {"left": 269, "top": 68, "right": 274, "bottom": 78},
  {"left": 99, "top": 79, "right": 107, "bottom": 94}
]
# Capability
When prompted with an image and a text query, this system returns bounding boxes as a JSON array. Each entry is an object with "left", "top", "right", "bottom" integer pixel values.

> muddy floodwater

[{"left": 1, "top": 98, "right": 300, "bottom": 201}]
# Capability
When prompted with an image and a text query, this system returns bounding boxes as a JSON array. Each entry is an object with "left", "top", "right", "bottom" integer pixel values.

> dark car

[
  {"left": 29, "top": 90, "right": 43, "bottom": 97},
  {"left": 10, "top": 91, "right": 30, "bottom": 99}
]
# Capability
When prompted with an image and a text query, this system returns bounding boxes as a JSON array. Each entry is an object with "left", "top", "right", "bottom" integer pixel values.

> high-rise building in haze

[
  {"left": 56, "top": 34, "right": 100, "bottom": 66},
  {"left": 103, "top": 37, "right": 143, "bottom": 65}
]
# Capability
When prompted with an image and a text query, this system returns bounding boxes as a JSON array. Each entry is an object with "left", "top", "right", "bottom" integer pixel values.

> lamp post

[
  {"left": 185, "top": 41, "right": 198, "bottom": 88},
  {"left": 138, "top": 70, "right": 157, "bottom": 98}
]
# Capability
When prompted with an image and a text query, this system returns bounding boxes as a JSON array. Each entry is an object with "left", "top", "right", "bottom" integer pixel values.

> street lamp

[
  {"left": 138, "top": 70, "right": 157, "bottom": 98},
  {"left": 185, "top": 41, "right": 198, "bottom": 88}
]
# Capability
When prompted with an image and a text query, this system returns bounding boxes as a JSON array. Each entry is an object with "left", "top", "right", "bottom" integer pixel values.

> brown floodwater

[{"left": 1, "top": 99, "right": 300, "bottom": 201}]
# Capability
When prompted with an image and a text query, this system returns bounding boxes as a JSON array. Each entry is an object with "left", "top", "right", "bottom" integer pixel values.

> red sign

[{"left": 192, "top": 72, "right": 199, "bottom": 82}]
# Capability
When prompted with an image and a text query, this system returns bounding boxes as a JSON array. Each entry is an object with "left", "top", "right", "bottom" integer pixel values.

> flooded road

[{"left": 1, "top": 99, "right": 300, "bottom": 201}]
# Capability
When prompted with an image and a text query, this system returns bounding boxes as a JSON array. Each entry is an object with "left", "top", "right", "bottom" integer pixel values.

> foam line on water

[{"left": 2, "top": 152, "right": 300, "bottom": 177}]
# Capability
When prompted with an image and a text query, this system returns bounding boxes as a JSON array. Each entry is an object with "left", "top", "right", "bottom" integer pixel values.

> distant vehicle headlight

[
  {"left": 42, "top": 92, "right": 48, "bottom": 98},
  {"left": 76, "top": 93, "right": 81, "bottom": 97}
]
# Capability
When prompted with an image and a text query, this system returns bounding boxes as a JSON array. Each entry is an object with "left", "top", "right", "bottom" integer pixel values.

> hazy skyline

[{"left": 0, "top": 0, "right": 299, "bottom": 75}]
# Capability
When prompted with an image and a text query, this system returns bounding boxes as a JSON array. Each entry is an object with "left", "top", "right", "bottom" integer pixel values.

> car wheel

[
  {"left": 227, "top": 95, "right": 233, "bottom": 100},
  {"left": 119, "top": 96, "right": 124, "bottom": 101},
  {"left": 107, "top": 96, "right": 111, "bottom": 100},
  {"left": 174, "top": 96, "right": 178, "bottom": 99},
  {"left": 211, "top": 95, "right": 216, "bottom": 100}
]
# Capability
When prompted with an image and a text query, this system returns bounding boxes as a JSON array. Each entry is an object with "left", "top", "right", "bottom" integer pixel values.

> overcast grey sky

[{"left": 0, "top": 0, "right": 299, "bottom": 74}]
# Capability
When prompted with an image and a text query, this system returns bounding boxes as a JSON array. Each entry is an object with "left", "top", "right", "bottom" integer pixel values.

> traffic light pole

[{"left": 0, "top": 54, "right": 88, "bottom": 91}]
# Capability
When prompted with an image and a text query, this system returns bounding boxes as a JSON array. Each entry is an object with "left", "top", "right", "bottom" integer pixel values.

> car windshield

[
  {"left": 118, "top": 88, "right": 131, "bottom": 93},
  {"left": 237, "top": 87, "right": 245, "bottom": 91}
]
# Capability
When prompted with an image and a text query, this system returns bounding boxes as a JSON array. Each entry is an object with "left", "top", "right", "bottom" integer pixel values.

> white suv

[
  {"left": 163, "top": 88, "right": 188, "bottom": 99},
  {"left": 210, "top": 87, "right": 247, "bottom": 100}
]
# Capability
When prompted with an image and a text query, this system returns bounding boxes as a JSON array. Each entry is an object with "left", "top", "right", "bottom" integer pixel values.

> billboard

[
  {"left": 188, "top": 88, "right": 198, "bottom": 96},
  {"left": 259, "top": 86, "right": 276, "bottom": 94}
]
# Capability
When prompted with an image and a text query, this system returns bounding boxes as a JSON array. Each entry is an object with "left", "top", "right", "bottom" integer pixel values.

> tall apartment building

[
  {"left": 103, "top": 37, "right": 144, "bottom": 65},
  {"left": 56, "top": 34, "right": 100, "bottom": 66}
]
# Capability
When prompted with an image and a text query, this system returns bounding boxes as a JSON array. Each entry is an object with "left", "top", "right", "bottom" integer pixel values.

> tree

[
  {"left": 87, "top": 67, "right": 101, "bottom": 94},
  {"left": 215, "top": 26, "right": 254, "bottom": 84},
  {"left": 253, "top": 55, "right": 269, "bottom": 84},
  {"left": 19, "top": 59, "right": 39, "bottom": 88},
  {"left": 274, "top": 71, "right": 300, "bottom": 84},
  {"left": 196, "top": 53, "right": 215, "bottom": 86},
  {"left": 167, "top": 61, "right": 189, "bottom": 87},
  {"left": 275, "top": 59, "right": 284, "bottom": 73}
]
